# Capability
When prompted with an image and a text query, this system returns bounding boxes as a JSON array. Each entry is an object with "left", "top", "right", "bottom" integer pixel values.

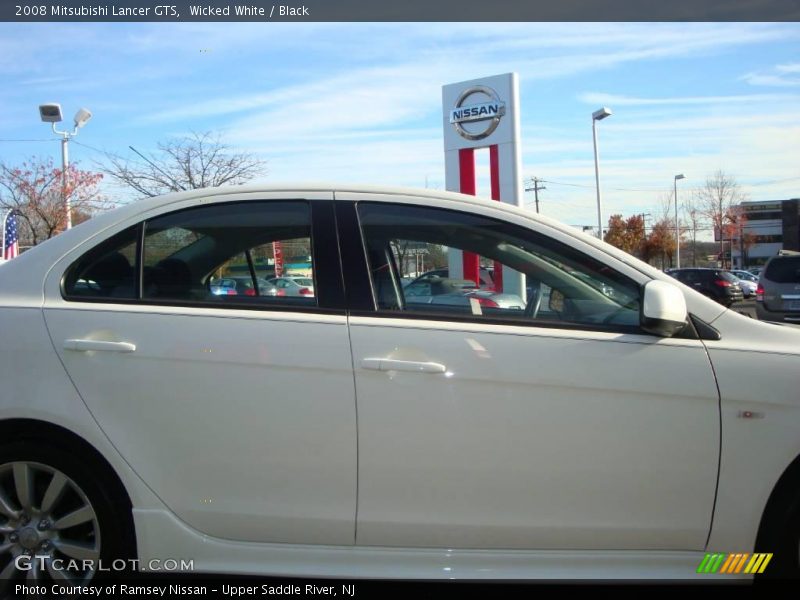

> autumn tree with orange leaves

[
  {"left": 642, "top": 218, "right": 678, "bottom": 269},
  {"left": 723, "top": 206, "right": 756, "bottom": 268},
  {"left": 604, "top": 214, "right": 646, "bottom": 257},
  {"left": 0, "top": 158, "right": 108, "bottom": 247}
]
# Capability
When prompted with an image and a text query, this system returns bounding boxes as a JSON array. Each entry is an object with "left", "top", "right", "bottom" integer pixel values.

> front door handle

[
  {"left": 63, "top": 339, "right": 136, "bottom": 353},
  {"left": 361, "top": 358, "right": 446, "bottom": 374}
]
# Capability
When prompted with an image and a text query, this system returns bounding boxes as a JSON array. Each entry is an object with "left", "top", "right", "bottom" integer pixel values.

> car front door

[
  {"left": 338, "top": 194, "right": 720, "bottom": 551},
  {"left": 43, "top": 194, "right": 357, "bottom": 545}
]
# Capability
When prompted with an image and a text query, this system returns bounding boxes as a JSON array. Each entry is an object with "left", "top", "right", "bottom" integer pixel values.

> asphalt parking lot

[
  {"left": 732, "top": 299, "right": 758, "bottom": 319},
  {"left": 732, "top": 299, "right": 800, "bottom": 328}
]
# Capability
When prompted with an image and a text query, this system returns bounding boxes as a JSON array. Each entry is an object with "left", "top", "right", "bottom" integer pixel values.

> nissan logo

[{"left": 449, "top": 85, "right": 506, "bottom": 141}]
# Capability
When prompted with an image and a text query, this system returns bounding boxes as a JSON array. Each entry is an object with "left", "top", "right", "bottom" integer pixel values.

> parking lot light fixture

[
  {"left": 592, "top": 107, "right": 612, "bottom": 239},
  {"left": 39, "top": 103, "right": 92, "bottom": 230},
  {"left": 674, "top": 174, "right": 686, "bottom": 268}
]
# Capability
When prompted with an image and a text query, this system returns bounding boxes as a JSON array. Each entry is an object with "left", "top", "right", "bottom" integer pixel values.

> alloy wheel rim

[{"left": 0, "top": 461, "right": 100, "bottom": 587}]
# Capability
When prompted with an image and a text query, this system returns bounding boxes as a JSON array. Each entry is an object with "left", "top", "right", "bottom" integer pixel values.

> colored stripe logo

[{"left": 697, "top": 553, "right": 772, "bottom": 574}]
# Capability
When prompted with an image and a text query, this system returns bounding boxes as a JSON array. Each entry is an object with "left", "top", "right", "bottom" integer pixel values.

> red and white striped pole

[{"left": 443, "top": 73, "right": 524, "bottom": 297}]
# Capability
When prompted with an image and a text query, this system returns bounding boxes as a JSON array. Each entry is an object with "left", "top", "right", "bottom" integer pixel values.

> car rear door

[{"left": 43, "top": 193, "right": 357, "bottom": 545}]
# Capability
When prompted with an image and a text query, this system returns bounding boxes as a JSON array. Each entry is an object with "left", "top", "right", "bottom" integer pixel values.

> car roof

[{"left": 32, "top": 182, "right": 586, "bottom": 251}]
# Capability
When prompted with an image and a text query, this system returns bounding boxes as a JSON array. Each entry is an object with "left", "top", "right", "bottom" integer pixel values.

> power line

[
  {"left": 746, "top": 176, "right": 800, "bottom": 186},
  {"left": 128, "top": 145, "right": 186, "bottom": 192},
  {"left": 538, "top": 176, "right": 800, "bottom": 193},
  {"left": 71, "top": 139, "right": 129, "bottom": 161},
  {"left": 0, "top": 138, "right": 59, "bottom": 142},
  {"left": 540, "top": 179, "right": 668, "bottom": 193}
]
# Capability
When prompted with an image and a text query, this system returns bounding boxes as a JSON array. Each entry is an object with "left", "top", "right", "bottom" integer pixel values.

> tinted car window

[
  {"left": 357, "top": 202, "right": 641, "bottom": 330},
  {"left": 764, "top": 257, "right": 800, "bottom": 283},
  {"left": 64, "top": 201, "right": 316, "bottom": 309},
  {"left": 142, "top": 201, "right": 314, "bottom": 306},
  {"left": 63, "top": 226, "right": 139, "bottom": 299}
]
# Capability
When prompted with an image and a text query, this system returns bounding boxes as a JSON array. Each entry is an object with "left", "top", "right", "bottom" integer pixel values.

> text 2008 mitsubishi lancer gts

[{"left": 1, "top": 184, "right": 799, "bottom": 584}]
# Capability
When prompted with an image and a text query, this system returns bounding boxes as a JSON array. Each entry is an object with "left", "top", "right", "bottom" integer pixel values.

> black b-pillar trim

[
  {"left": 333, "top": 200, "right": 376, "bottom": 312},
  {"left": 310, "top": 200, "right": 347, "bottom": 311}
]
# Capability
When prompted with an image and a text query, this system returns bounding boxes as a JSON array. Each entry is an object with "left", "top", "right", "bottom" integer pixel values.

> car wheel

[
  {"left": 0, "top": 440, "right": 132, "bottom": 589},
  {"left": 760, "top": 503, "right": 800, "bottom": 579}
]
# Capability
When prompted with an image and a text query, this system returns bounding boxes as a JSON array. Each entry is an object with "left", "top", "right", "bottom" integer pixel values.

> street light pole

[
  {"left": 674, "top": 174, "right": 685, "bottom": 268},
  {"left": 592, "top": 107, "right": 612, "bottom": 239},
  {"left": 60, "top": 136, "right": 70, "bottom": 229},
  {"left": 39, "top": 104, "right": 92, "bottom": 231}
]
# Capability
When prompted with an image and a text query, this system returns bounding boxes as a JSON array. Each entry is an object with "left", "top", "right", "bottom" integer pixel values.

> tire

[
  {"left": 756, "top": 491, "right": 800, "bottom": 580},
  {"left": 0, "top": 439, "right": 133, "bottom": 590}
]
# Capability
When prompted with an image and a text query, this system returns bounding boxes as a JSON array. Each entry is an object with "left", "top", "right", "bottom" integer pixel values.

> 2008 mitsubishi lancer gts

[{"left": 1, "top": 184, "right": 799, "bottom": 584}]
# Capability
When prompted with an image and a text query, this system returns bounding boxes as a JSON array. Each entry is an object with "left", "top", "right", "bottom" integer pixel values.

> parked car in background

[
  {"left": 2, "top": 184, "right": 800, "bottom": 583},
  {"left": 728, "top": 271, "right": 758, "bottom": 298},
  {"left": 730, "top": 269, "right": 758, "bottom": 284},
  {"left": 748, "top": 266, "right": 764, "bottom": 278},
  {"left": 267, "top": 276, "right": 315, "bottom": 297},
  {"left": 755, "top": 251, "right": 800, "bottom": 323},
  {"left": 404, "top": 277, "right": 525, "bottom": 311},
  {"left": 735, "top": 278, "right": 757, "bottom": 298},
  {"left": 667, "top": 268, "right": 744, "bottom": 307},
  {"left": 403, "top": 266, "right": 495, "bottom": 291},
  {"left": 210, "top": 276, "right": 278, "bottom": 297}
]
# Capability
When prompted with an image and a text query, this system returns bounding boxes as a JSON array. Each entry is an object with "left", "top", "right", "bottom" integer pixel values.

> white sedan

[
  {"left": 0, "top": 184, "right": 798, "bottom": 584},
  {"left": 729, "top": 270, "right": 758, "bottom": 298},
  {"left": 267, "top": 276, "right": 315, "bottom": 297}
]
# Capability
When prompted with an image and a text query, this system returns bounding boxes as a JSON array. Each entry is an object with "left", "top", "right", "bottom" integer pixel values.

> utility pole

[
  {"left": 640, "top": 212, "right": 651, "bottom": 244},
  {"left": 525, "top": 177, "right": 546, "bottom": 214}
]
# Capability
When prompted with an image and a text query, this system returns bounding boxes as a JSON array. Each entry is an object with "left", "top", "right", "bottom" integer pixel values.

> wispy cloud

[
  {"left": 577, "top": 92, "right": 800, "bottom": 106},
  {"left": 741, "top": 62, "right": 800, "bottom": 87},
  {"left": 776, "top": 62, "right": 800, "bottom": 74},
  {"left": 111, "top": 23, "right": 800, "bottom": 125}
]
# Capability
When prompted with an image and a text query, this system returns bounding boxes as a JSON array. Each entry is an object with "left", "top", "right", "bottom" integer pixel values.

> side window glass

[
  {"left": 357, "top": 203, "right": 641, "bottom": 331},
  {"left": 141, "top": 201, "right": 315, "bottom": 307},
  {"left": 63, "top": 226, "right": 138, "bottom": 299}
]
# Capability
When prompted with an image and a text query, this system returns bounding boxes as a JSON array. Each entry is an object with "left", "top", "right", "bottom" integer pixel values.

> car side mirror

[{"left": 641, "top": 280, "right": 688, "bottom": 337}]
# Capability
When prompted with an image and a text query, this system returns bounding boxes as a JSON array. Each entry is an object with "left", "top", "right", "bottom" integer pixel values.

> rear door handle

[
  {"left": 63, "top": 339, "right": 136, "bottom": 353},
  {"left": 361, "top": 358, "right": 446, "bottom": 374}
]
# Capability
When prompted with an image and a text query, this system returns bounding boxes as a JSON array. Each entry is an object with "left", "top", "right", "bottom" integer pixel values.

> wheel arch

[
  {"left": 0, "top": 417, "right": 138, "bottom": 554},
  {"left": 755, "top": 450, "right": 800, "bottom": 569}
]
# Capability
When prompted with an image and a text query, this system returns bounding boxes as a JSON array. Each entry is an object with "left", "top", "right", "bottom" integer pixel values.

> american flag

[{"left": 4, "top": 211, "right": 19, "bottom": 260}]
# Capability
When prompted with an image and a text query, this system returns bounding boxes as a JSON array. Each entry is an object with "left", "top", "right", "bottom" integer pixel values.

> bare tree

[
  {"left": 682, "top": 195, "right": 706, "bottom": 267},
  {"left": 697, "top": 170, "right": 748, "bottom": 268},
  {"left": 0, "top": 158, "right": 108, "bottom": 246},
  {"left": 103, "top": 131, "right": 267, "bottom": 198}
]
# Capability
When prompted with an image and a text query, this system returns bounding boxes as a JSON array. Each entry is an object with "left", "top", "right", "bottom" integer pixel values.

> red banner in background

[{"left": 273, "top": 241, "right": 284, "bottom": 277}]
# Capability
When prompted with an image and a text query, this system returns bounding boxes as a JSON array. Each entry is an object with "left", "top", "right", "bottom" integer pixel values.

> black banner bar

[{"left": 3, "top": 0, "right": 800, "bottom": 22}]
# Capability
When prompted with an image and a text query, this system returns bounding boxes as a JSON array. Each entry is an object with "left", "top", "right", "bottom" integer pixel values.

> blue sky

[{"left": 0, "top": 22, "right": 798, "bottom": 231}]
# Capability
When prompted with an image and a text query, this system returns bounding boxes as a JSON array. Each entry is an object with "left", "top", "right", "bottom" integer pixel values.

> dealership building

[{"left": 731, "top": 198, "right": 800, "bottom": 268}]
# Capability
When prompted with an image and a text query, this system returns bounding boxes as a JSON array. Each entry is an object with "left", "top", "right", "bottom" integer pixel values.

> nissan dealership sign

[{"left": 442, "top": 73, "right": 524, "bottom": 298}]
